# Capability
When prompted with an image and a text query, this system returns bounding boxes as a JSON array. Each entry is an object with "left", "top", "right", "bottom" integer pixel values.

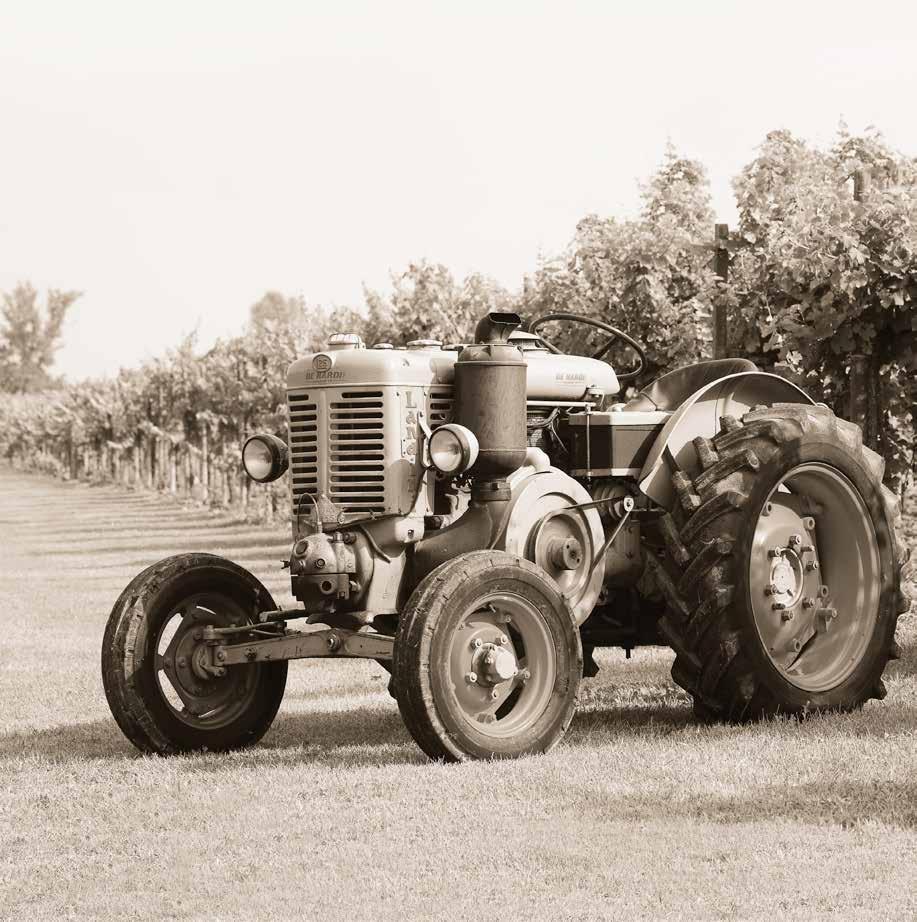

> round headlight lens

[
  {"left": 242, "top": 434, "right": 289, "bottom": 483},
  {"left": 429, "top": 424, "right": 479, "bottom": 475}
]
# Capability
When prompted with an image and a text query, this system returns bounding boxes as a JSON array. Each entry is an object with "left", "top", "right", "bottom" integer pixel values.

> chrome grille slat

[
  {"left": 328, "top": 392, "right": 385, "bottom": 511},
  {"left": 287, "top": 395, "right": 319, "bottom": 505}
]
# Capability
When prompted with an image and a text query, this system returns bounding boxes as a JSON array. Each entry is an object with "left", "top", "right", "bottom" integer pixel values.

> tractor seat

[{"left": 623, "top": 359, "right": 758, "bottom": 412}]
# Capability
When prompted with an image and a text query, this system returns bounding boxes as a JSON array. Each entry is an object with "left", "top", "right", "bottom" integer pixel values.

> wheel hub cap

[
  {"left": 474, "top": 643, "right": 518, "bottom": 685},
  {"left": 768, "top": 548, "right": 805, "bottom": 609}
]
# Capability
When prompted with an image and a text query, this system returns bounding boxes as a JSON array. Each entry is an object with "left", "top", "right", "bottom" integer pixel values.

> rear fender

[{"left": 638, "top": 372, "right": 815, "bottom": 511}]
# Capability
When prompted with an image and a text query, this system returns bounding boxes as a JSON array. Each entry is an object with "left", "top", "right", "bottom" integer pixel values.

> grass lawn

[{"left": 1, "top": 466, "right": 916, "bottom": 921}]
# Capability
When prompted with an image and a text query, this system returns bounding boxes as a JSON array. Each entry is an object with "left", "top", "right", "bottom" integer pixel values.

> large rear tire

[
  {"left": 102, "top": 553, "right": 288, "bottom": 753},
  {"left": 394, "top": 550, "right": 581, "bottom": 761},
  {"left": 652, "top": 404, "right": 909, "bottom": 721}
]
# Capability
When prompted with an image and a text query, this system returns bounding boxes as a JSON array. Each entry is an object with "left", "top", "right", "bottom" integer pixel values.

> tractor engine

[{"left": 243, "top": 311, "right": 669, "bottom": 632}]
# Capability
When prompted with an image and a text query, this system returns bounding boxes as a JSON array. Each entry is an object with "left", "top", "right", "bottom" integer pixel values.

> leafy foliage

[
  {"left": 730, "top": 128, "right": 917, "bottom": 487},
  {"left": 0, "top": 283, "right": 81, "bottom": 393},
  {"left": 363, "top": 261, "right": 513, "bottom": 346},
  {"left": 520, "top": 146, "right": 719, "bottom": 389},
  {"left": 2, "top": 135, "right": 915, "bottom": 501}
]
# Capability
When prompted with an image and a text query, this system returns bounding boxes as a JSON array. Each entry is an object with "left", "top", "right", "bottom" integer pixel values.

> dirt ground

[{"left": 1, "top": 467, "right": 915, "bottom": 921}]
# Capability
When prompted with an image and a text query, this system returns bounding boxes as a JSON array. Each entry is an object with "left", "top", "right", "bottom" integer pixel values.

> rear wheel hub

[{"left": 748, "top": 463, "right": 879, "bottom": 692}]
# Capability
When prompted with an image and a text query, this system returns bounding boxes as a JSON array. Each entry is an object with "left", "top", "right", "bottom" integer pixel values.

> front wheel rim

[
  {"left": 445, "top": 592, "right": 557, "bottom": 740},
  {"left": 154, "top": 591, "right": 260, "bottom": 729},
  {"left": 748, "top": 463, "right": 881, "bottom": 693}
]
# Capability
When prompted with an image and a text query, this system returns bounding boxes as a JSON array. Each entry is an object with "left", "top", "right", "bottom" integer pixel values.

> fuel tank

[{"left": 286, "top": 332, "right": 619, "bottom": 400}]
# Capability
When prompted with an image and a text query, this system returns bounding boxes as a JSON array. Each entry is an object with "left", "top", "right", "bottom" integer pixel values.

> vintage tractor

[{"left": 102, "top": 311, "right": 911, "bottom": 761}]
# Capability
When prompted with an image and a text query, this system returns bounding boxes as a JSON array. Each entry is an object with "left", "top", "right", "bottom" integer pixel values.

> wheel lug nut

[
  {"left": 819, "top": 585, "right": 830, "bottom": 598},
  {"left": 803, "top": 517, "right": 816, "bottom": 531},
  {"left": 768, "top": 548, "right": 782, "bottom": 559},
  {"left": 764, "top": 584, "right": 778, "bottom": 596},
  {"left": 801, "top": 545, "right": 815, "bottom": 554},
  {"left": 802, "top": 597, "right": 815, "bottom": 609},
  {"left": 772, "top": 602, "right": 786, "bottom": 611},
  {"left": 499, "top": 634, "right": 508, "bottom": 645},
  {"left": 788, "top": 534, "right": 802, "bottom": 547},
  {"left": 465, "top": 672, "right": 477, "bottom": 684},
  {"left": 490, "top": 690, "right": 499, "bottom": 700},
  {"left": 520, "top": 669, "right": 531, "bottom": 682},
  {"left": 806, "top": 560, "right": 819, "bottom": 572},
  {"left": 782, "top": 610, "right": 794, "bottom": 621},
  {"left": 484, "top": 653, "right": 495, "bottom": 665},
  {"left": 471, "top": 638, "right": 482, "bottom": 649}
]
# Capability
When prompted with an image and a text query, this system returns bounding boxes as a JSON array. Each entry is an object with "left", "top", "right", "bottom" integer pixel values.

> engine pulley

[{"left": 497, "top": 468, "right": 605, "bottom": 624}]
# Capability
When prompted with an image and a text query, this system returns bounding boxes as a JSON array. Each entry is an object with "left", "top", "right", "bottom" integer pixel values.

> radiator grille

[
  {"left": 288, "top": 393, "right": 317, "bottom": 504},
  {"left": 328, "top": 390, "right": 386, "bottom": 513}
]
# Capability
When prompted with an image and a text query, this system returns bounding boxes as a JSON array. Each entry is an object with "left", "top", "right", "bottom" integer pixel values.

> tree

[
  {"left": 730, "top": 127, "right": 917, "bottom": 489},
  {"left": 363, "top": 261, "right": 513, "bottom": 346},
  {"left": 0, "top": 283, "right": 80, "bottom": 392},
  {"left": 249, "top": 291, "right": 307, "bottom": 331},
  {"left": 522, "top": 146, "right": 718, "bottom": 388}
]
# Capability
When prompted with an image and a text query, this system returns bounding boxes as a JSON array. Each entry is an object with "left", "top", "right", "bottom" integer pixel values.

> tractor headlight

[
  {"left": 242, "top": 434, "right": 289, "bottom": 483},
  {"left": 428, "top": 424, "right": 479, "bottom": 475}
]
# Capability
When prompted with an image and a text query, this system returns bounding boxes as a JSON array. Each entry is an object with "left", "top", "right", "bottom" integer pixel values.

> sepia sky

[{"left": 3, "top": 0, "right": 917, "bottom": 381}]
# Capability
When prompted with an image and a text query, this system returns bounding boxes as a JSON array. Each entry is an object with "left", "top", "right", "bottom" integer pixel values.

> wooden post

[
  {"left": 849, "top": 354, "right": 868, "bottom": 430},
  {"left": 201, "top": 426, "right": 210, "bottom": 504},
  {"left": 713, "top": 223, "right": 729, "bottom": 359},
  {"left": 850, "top": 170, "right": 875, "bottom": 444},
  {"left": 853, "top": 168, "right": 871, "bottom": 202},
  {"left": 169, "top": 442, "right": 177, "bottom": 494}
]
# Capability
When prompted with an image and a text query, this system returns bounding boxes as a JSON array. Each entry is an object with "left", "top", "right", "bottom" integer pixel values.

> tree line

[{"left": 1, "top": 127, "right": 915, "bottom": 515}]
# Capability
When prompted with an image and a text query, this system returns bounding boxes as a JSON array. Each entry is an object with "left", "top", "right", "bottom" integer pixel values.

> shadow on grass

[
  {"left": 42, "top": 538, "right": 291, "bottom": 560},
  {"left": 45, "top": 521, "right": 286, "bottom": 541},
  {"left": 887, "top": 635, "right": 917, "bottom": 679},
  {"left": 62, "top": 546, "right": 290, "bottom": 574},
  {"left": 567, "top": 703, "right": 694, "bottom": 743},
  {"left": 576, "top": 779, "right": 917, "bottom": 830},
  {"left": 0, "top": 704, "right": 420, "bottom": 769},
  {"left": 6, "top": 710, "right": 917, "bottom": 827}
]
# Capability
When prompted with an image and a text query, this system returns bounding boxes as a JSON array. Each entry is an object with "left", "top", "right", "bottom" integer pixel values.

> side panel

[{"left": 638, "top": 372, "right": 816, "bottom": 511}]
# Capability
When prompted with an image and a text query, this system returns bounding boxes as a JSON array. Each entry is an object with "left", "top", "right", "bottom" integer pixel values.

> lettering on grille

[
  {"left": 288, "top": 392, "right": 317, "bottom": 506},
  {"left": 328, "top": 390, "right": 386, "bottom": 513}
]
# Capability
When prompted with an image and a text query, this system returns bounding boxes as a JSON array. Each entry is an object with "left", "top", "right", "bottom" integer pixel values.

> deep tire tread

[{"left": 655, "top": 403, "right": 907, "bottom": 722}]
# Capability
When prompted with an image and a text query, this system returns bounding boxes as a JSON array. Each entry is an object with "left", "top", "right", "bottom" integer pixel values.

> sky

[{"left": 3, "top": 0, "right": 917, "bottom": 381}]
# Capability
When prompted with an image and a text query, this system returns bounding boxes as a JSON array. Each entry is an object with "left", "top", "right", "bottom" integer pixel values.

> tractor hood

[{"left": 287, "top": 336, "right": 619, "bottom": 401}]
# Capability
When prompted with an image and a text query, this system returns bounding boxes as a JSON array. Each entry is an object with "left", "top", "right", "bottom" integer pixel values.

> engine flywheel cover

[{"left": 498, "top": 468, "right": 604, "bottom": 624}]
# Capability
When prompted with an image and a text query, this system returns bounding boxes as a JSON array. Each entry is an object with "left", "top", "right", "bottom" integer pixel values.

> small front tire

[
  {"left": 102, "top": 553, "right": 288, "bottom": 754},
  {"left": 394, "top": 550, "right": 581, "bottom": 762}
]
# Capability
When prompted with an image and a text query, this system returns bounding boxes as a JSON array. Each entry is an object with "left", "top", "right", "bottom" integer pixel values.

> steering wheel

[{"left": 527, "top": 311, "right": 647, "bottom": 382}]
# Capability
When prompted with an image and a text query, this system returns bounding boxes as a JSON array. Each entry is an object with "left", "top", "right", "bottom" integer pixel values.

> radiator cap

[
  {"left": 406, "top": 339, "right": 443, "bottom": 350},
  {"left": 327, "top": 333, "right": 364, "bottom": 351}
]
